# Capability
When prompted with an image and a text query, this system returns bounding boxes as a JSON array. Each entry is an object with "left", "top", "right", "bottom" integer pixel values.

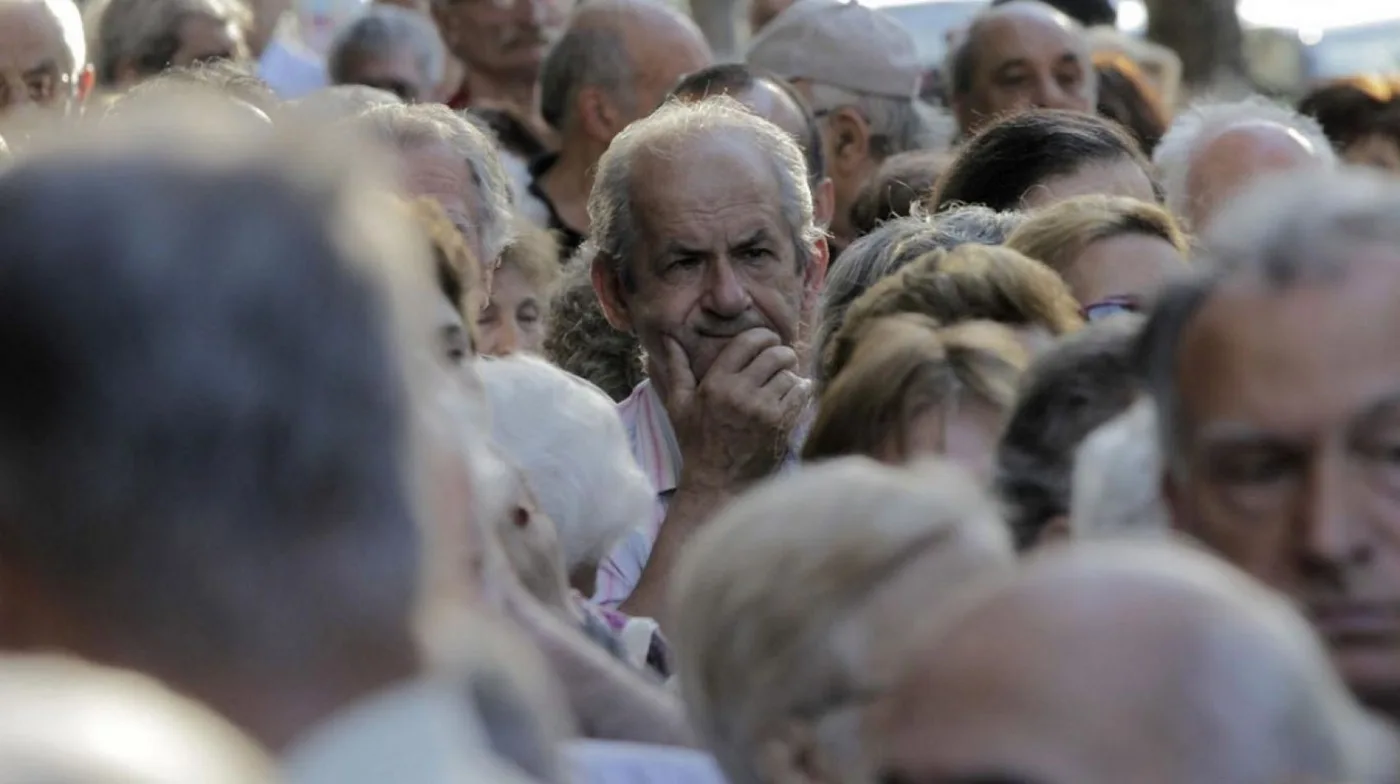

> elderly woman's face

[
  {"left": 478, "top": 264, "right": 545, "bottom": 357},
  {"left": 614, "top": 135, "right": 818, "bottom": 385}
]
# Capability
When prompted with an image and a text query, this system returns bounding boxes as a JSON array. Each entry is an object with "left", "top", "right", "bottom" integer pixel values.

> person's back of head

[
  {"left": 994, "top": 315, "right": 1143, "bottom": 548},
  {"left": 542, "top": 253, "right": 645, "bottom": 402},
  {"left": 875, "top": 540, "right": 1385, "bottom": 784},
  {"left": 1094, "top": 53, "right": 1169, "bottom": 155},
  {"left": 814, "top": 207, "right": 1027, "bottom": 389},
  {"left": 805, "top": 315, "right": 1028, "bottom": 472},
  {"left": 288, "top": 84, "right": 404, "bottom": 123},
  {"left": 848, "top": 149, "right": 952, "bottom": 237},
  {"left": 89, "top": 0, "right": 250, "bottom": 90},
  {"left": 0, "top": 108, "right": 424, "bottom": 750},
  {"left": 671, "top": 456, "right": 1014, "bottom": 784},
  {"left": 932, "top": 108, "right": 1159, "bottom": 213},
  {"left": 825, "top": 242, "right": 1083, "bottom": 383},
  {"left": 1297, "top": 75, "right": 1400, "bottom": 171},
  {"left": 479, "top": 354, "right": 652, "bottom": 587},
  {"left": 1070, "top": 397, "right": 1170, "bottom": 539},
  {"left": 326, "top": 4, "right": 446, "bottom": 103}
]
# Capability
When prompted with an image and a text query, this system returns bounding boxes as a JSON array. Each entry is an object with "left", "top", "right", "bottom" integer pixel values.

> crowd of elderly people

[{"left": 0, "top": 0, "right": 1399, "bottom": 780}]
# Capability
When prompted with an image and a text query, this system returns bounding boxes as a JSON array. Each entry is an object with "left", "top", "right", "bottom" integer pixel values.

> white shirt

[{"left": 567, "top": 740, "right": 728, "bottom": 784}]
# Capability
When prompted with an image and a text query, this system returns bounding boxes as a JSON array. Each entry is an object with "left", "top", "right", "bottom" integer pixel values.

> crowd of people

[{"left": 1, "top": 0, "right": 1400, "bottom": 780}]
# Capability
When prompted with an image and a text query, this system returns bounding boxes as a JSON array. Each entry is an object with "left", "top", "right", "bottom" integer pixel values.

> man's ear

[
  {"left": 826, "top": 107, "right": 872, "bottom": 175},
  {"left": 952, "top": 96, "right": 977, "bottom": 139},
  {"left": 591, "top": 255, "right": 634, "bottom": 333},
  {"left": 75, "top": 65, "right": 95, "bottom": 102},
  {"left": 802, "top": 237, "right": 829, "bottom": 316},
  {"left": 577, "top": 85, "right": 625, "bottom": 145}
]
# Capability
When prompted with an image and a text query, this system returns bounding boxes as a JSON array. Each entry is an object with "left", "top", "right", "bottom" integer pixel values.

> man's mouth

[{"left": 1309, "top": 601, "right": 1400, "bottom": 644}]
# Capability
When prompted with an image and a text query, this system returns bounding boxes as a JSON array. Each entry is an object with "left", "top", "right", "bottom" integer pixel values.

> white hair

[
  {"left": 806, "top": 83, "right": 944, "bottom": 158},
  {"left": 1069, "top": 398, "right": 1170, "bottom": 538},
  {"left": 670, "top": 457, "right": 1014, "bottom": 784},
  {"left": 357, "top": 102, "right": 516, "bottom": 263},
  {"left": 1153, "top": 96, "right": 1336, "bottom": 225},
  {"left": 478, "top": 355, "right": 652, "bottom": 574}
]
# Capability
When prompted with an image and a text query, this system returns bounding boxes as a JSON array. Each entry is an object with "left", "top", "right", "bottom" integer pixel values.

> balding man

[
  {"left": 872, "top": 541, "right": 1389, "bottom": 783},
  {"left": 670, "top": 63, "right": 835, "bottom": 229},
  {"left": 746, "top": 0, "right": 932, "bottom": 255},
  {"left": 327, "top": 4, "right": 446, "bottom": 103},
  {"left": 1139, "top": 168, "right": 1400, "bottom": 724},
  {"left": 90, "top": 0, "right": 249, "bottom": 91},
  {"left": 1153, "top": 96, "right": 1336, "bottom": 231},
  {"left": 0, "top": 0, "right": 89, "bottom": 122},
  {"left": 946, "top": 0, "right": 1097, "bottom": 137},
  {"left": 530, "top": 0, "right": 712, "bottom": 255},
  {"left": 588, "top": 97, "right": 827, "bottom": 622}
]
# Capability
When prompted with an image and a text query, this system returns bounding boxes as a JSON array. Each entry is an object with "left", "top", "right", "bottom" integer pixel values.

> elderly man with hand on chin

[{"left": 587, "top": 97, "right": 828, "bottom": 625}]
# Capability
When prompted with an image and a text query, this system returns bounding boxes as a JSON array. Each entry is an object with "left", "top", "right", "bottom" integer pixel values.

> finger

[
  {"left": 706, "top": 328, "right": 782, "bottom": 377},
  {"left": 738, "top": 344, "right": 800, "bottom": 388},
  {"left": 757, "top": 365, "right": 801, "bottom": 403},
  {"left": 661, "top": 336, "right": 697, "bottom": 410}
]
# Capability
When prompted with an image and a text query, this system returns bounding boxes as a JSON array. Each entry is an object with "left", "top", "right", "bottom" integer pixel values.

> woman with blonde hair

[
  {"left": 804, "top": 314, "right": 1028, "bottom": 480},
  {"left": 1005, "top": 194, "right": 1188, "bottom": 320},
  {"left": 823, "top": 243, "right": 1081, "bottom": 384}
]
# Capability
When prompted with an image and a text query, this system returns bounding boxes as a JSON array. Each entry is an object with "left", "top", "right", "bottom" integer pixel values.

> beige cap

[{"left": 745, "top": 0, "right": 922, "bottom": 100}]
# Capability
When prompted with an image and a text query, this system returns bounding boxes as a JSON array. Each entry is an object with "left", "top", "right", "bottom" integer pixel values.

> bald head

[
  {"left": 0, "top": 0, "right": 85, "bottom": 118},
  {"left": 539, "top": 0, "right": 711, "bottom": 140},
  {"left": 1185, "top": 121, "right": 1330, "bottom": 233},
  {"left": 872, "top": 542, "right": 1381, "bottom": 784},
  {"left": 951, "top": 0, "right": 1096, "bottom": 135}
]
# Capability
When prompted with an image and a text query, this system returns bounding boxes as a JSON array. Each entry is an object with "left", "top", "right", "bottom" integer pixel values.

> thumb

[{"left": 662, "top": 336, "right": 697, "bottom": 409}]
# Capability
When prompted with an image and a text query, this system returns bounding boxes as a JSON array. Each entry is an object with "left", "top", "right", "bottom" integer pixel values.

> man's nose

[
  {"left": 702, "top": 259, "right": 751, "bottom": 318},
  {"left": 1032, "top": 75, "right": 1073, "bottom": 110},
  {"left": 1298, "top": 454, "right": 1374, "bottom": 586}
]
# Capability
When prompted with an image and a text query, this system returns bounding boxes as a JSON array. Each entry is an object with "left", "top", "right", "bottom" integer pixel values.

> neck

[
  {"left": 539, "top": 135, "right": 605, "bottom": 233},
  {"left": 90, "top": 637, "right": 419, "bottom": 752},
  {"left": 463, "top": 69, "right": 536, "bottom": 113}
]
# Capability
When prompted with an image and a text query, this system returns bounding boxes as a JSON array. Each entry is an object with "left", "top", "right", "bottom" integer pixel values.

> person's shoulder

[{"left": 566, "top": 740, "right": 728, "bottom": 784}]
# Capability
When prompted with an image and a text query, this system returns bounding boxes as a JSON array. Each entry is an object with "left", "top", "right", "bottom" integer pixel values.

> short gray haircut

[
  {"left": 89, "top": 0, "right": 249, "bottom": 87},
  {"left": 671, "top": 457, "right": 1014, "bottom": 784},
  {"left": 537, "top": 23, "right": 632, "bottom": 133},
  {"left": 1152, "top": 96, "right": 1336, "bottom": 224},
  {"left": 807, "top": 82, "right": 939, "bottom": 159},
  {"left": 813, "top": 206, "right": 1026, "bottom": 389},
  {"left": 1138, "top": 168, "right": 1400, "bottom": 478},
  {"left": 327, "top": 5, "right": 447, "bottom": 90},
  {"left": 1070, "top": 398, "right": 1170, "bottom": 538},
  {"left": 585, "top": 96, "right": 822, "bottom": 288},
  {"left": 478, "top": 355, "right": 652, "bottom": 574},
  {"left": 358, "top": 102, "right": 515, "bottom": 261}
]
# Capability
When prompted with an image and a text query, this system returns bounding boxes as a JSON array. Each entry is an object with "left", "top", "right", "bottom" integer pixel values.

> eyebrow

[{"left": 733, "top": 228, "right": 773, "bottom": 250}]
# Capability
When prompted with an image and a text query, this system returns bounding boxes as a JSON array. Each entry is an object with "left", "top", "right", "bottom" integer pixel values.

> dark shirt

[{"left": 528, "top": 153, "right": 587, "bottom": 257}]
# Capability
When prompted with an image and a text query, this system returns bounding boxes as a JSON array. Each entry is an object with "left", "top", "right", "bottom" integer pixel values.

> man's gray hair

[
  {"left": 1070, "top": 398, "right": 1170, "bottom": 538},
  {"left": 812, "top": 206, "right": 1026, "bottom": 389},
  {"left": 1152, "top": 96, "right": 1336, "bottom": 224},
  {"left": 479, "top": 355, "right": 652, "bottom": 574},
  {"left": 357, "top": 102, "right": 515, "bottom": 261},
  {"left": 807, "top": 82, "right": 938, "bottom": 159},
  {"left": 89, "top": 0, "right": 249, "bottom": 87},
  {"left": 327, "top": 4, "right": 447, "bottom": 89},
  {"left": 537, "top": 23, "right": 632, "bottom": 133},
  {"left": 1139, "top": 168, "right": 1400, "bottom": 478},
  {"left": 585, "top": 95, "right": 822, "bottom": 287},
  {"left": 671, "top": 457, "right": 1013, "bottom": 784}
]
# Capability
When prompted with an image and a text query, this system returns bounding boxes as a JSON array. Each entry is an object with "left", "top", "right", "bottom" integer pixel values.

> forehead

[
  {"left": 1022, "top": 158, "right": 1154, "bottom": 209},
  {"left": 1178, "top": 249, "right": 1400, "bottom": 428},
  {"left": 973, "top": 8, "right": 1084, "bottom": 69},
  {"left": 0, "top": 2, "right": 68, "bottom": 71},
  {"left": 630, "top": 131, "right": 789, "bottom": 243}
]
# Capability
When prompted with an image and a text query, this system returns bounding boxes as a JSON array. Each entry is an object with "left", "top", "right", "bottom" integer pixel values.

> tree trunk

[{"left": 1144, "top": 0, "right": 1250, "bottom": 95}]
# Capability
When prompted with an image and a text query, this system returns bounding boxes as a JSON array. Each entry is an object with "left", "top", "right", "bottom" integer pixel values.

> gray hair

[
  {"left": 1069, "top": 398, "right": 1170, "bottom": 538},
  {"left": 1152, "top": 95, "right": 1336, "bottom": 225},
  {"left": 327, "top": 5, "right": 447, "bottom": 91},
  {"left": 537, "top": 24, "right": 632, "bottom": 133},
  {"left": 89, "top": 0, "right": 249, "bottom": 87},
  {"left": 812, "top": 206, "right": 1026, "bottom": 389},
  {"left": 671, "top": 457, "right": 1013, "bottom": 784},
  {"left": 358, "top": 102, "right": 515, "bottom": 261},
  {"left": 807, "top": 82, "right": 939, "bottom": 159},
  {"left": 288, "top": 84, "right": 404, "bottom": 123},
  {"left": 479, "top": 355, "right": 652, "bottom": 574},
  {"left": 585, "top": 95, "right": 822, "bottom": 288},
  {"left": 1139, "top": 168, "right": 1400, "bottom": 478}
]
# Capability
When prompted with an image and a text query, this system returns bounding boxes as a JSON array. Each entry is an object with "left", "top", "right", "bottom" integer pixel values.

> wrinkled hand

[{"left": 663, "top": 329, "right": 810, "bottom": 491}]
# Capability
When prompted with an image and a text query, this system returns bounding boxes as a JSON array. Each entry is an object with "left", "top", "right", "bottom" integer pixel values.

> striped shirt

[{"left": 593, "top": 378, "right": 805, "bottom": 607}]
